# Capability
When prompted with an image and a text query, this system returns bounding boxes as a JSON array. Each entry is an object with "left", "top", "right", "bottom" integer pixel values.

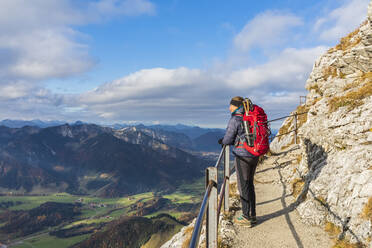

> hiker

[{"left": 218, "top": 96, "right": 261, "bottom": 227}]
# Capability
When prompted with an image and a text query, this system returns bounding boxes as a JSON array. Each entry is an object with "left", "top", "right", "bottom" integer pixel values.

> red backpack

[{"left": 239, "top": 99, "right": 270, "bottom": 156}]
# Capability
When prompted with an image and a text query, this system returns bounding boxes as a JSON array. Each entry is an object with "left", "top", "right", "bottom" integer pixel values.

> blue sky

[
  {"left": 0, "top": 0, "right": 369, "bottom": 127},
  {"left": 45, "top": 0, "right": 341, "bottom": 93}
]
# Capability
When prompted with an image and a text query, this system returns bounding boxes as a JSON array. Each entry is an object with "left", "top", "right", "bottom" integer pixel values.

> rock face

[{"left": 271, "top": 4, "right": 372, "bottom": 246}]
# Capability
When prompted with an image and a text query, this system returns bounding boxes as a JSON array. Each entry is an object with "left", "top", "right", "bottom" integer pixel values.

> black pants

[{"left": 234, "top": 155, "right": 259, "bottom": 218}]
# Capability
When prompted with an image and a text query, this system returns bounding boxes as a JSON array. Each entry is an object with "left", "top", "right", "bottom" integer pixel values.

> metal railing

[
  {"left": 189, "top": 110, "right": 309, "bottom": 248},
  {"left": 268, "top": 112, "right": 308, "bottom": 144},
  {"left": 189, "top": 145, "right": 230, "bottom": 248},
  {"left": 299, "top": 96, "right": 307, "bottom": 106}
]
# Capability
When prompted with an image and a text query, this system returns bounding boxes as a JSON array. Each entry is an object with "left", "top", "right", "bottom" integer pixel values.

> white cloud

[
  {"left": 234, "top": 11, "right": 303, "bottom": 52},
  {"left": 0, "top": 0, "right": 156, "bottom": 122},
  {"left": 0, "top": 0, "right": 155, "bottom": 83},
  {"left": 69, "top": 66, "right": 230, "bottom": 125},
  {"left": 0, "top": 83, "right": 67, "bottom": 121},
  {"left": 315, "top": 0, "right": 369, "bottom": 41},
  {"left": 227, "top": 46, "right": 327, "bottom": 89},
  {"left": 1, "top": 28, "right": 93, "bottom": 80},
  {"left": 89, "top": 0, "right": 156, "bottom": 18},
  {"left": 73, "top": 45, "right": 325, "bottom": 124},
  {"left": 0, "top": 81, "right": 33, "bottom": 100},
  {"left": 80, "top": 67, "right": 203, "bottom": 104}
]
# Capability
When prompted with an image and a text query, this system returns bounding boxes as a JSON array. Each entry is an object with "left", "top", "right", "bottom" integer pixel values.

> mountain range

[
  {"left": 0, "top": 119, "right": 67, "bottom": 128},
  {"left": 0, "top": 123, "right": 217, "bottom": 197},
  {"left": 0, "top": 119, "right": 226, "bottom": 151}
]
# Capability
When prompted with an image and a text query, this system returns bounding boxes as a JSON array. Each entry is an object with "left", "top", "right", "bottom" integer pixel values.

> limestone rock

[{"left": 271, "top": 12, "right": 372, "bottom": 246}]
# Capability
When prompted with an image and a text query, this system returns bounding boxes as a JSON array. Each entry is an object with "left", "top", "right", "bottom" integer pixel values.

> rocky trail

[{"left": 221, "top": 146, "right": 334, "bottom": 248}]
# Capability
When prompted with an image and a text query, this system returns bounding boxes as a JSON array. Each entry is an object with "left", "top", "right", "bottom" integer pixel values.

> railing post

[
  {"left": 224, "top": 145, "right": 230, "bottom": 212},
  {"left": 206, "top": 167, "right": 218, "bottom": 248},
  {"left": 294, "top": 113, "right": 298, "bottom": 144},
  {"left": 299, "top": 96, "right": 306, "bottom": 106}
]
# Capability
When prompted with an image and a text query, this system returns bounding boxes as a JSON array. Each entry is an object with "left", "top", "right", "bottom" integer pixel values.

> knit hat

[{"left": 230, "top": 96, "right": 243, "bottom": 107}]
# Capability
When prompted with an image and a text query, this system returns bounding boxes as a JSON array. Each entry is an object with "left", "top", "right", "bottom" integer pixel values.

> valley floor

[{"left": 0, "top": 177, "right": 205, "bottom": 248}]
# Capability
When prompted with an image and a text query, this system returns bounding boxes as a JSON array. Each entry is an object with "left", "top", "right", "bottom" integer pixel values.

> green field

[
  {"left": 163, "top": 176, "right": 205, "bottom": 204},
  {"left": 0, "top": 177, "right": 205, "bottom": 248},
  {"left": 12, "top": 233, "right": 90, "bottom": 248},
  {"left": 0, "top": 177, "right": 204, "bottom": 213},
  {"left": 144, "top": 210, "right": 185, "bottom": 219},
  {"left": 0, "top": 191, "right": 154, "bottom": 211}
]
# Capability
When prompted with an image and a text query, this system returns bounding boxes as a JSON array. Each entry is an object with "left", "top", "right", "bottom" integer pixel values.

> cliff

[{"left": 270, "top": 2, "right": 372, "bottom": 245}]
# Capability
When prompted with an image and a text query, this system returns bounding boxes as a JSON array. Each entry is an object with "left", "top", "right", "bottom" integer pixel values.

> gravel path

[{"left": 226, "top": 154, "right": 333, "bottom": 248}]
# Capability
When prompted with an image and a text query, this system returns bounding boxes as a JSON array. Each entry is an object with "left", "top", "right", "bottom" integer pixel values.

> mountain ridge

[{"left": 0, "top": 123, "right": 209, "bottom": 197}]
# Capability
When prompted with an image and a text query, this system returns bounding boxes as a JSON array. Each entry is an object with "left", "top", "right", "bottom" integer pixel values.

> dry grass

[
  {"left": 311, "top": 97, "right": 321, "bottom": 105},
  {"left": 218, "top": 236, "right": 232, "bottom": 248},
  {"left": 181, "top": 225, "right": 194, "bottom": 248},
  {"left": 308, "top": 83, "right": 323, "bottom": 96},
  {"left": 339, "top": 71, "right": 346, "bottom": 79},
  {"left": 265, "top": 150, "right": 273, "bottom": 157},
  {"left": 328, "top": 23, "right": 364, "bottom": 53},
  {"left": 367, "top": 237, "right": 372, "bottom": 246},
  {"left": 279, "top": 104, "right": 310, "bottom": 146},
  {"left": 347, "top": 72, "right": 372, "bottom": 90},
  {"left": 325, "top": 221, "right": 341, "bottom": 238},
  {"left": 360, "top": 71, "right": 372, "bottom": 81},
  {"left": 343, "top": 81, "right": 360, "bottom": 91},
  {"left": 296, "top": 104, "right": 310, "bottom": 128},
  {"left": 334, "top": 140, "right": 348, "bottom": 151},
  {"left": 229, "top": 182, "right": 239, "bottom": 199},
  {"left": 332, "top": 239, "right": 365, "bottom": 248},
  {"left": 281, "top": 137, "right": 295, "bottom": 151},
  {"left": 323, "top": 65, "right": 338, "bottom": 80},
  {"left": 277, "top": 98, "right": 315, "bottom": 142},
  {"left": 291, "top": 178, "right": 305, "bottom": 199},
  {"left": 277, "top": 119, "right": 292, "bottom": 142},
  {"left": 277, "top": 106, "right": 309, "bottom": 143},
  {"left": 222, "top": 210, "right": 234, "bottom": 222},
  {"left": 335, "top": 28, "right": 361, "bottom": 51},
  {"left": 316, "top": 196, "right": 327, "bottom": 205},
  {"left": 360, "top": 197, "right": 372, "bottom": 222},
  {"left": 296, "top": 155, "right": 302, "bottom": 164},
  {"left": 325, "top": 221, "right": 365, "bottom": 248},
  {"left": 328, "top": 47, "right": 337, "bottom": 53},
  {"left": 329, "top": 82, "right": 372, "bottom": 112},
  {"left": 361, "top": 141, "right": 372, "bottom": 146},
  {"left": 328, "top": 28, "right": 361, "bottom": 53}
]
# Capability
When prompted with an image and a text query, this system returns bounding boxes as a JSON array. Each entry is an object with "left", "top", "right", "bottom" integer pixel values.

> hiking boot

[
  {"left": 250, "top": 216, "right": 257, "bottom": 227},
  {"left": 234, "top": 215, "right": 251, "bottom": 226}
]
